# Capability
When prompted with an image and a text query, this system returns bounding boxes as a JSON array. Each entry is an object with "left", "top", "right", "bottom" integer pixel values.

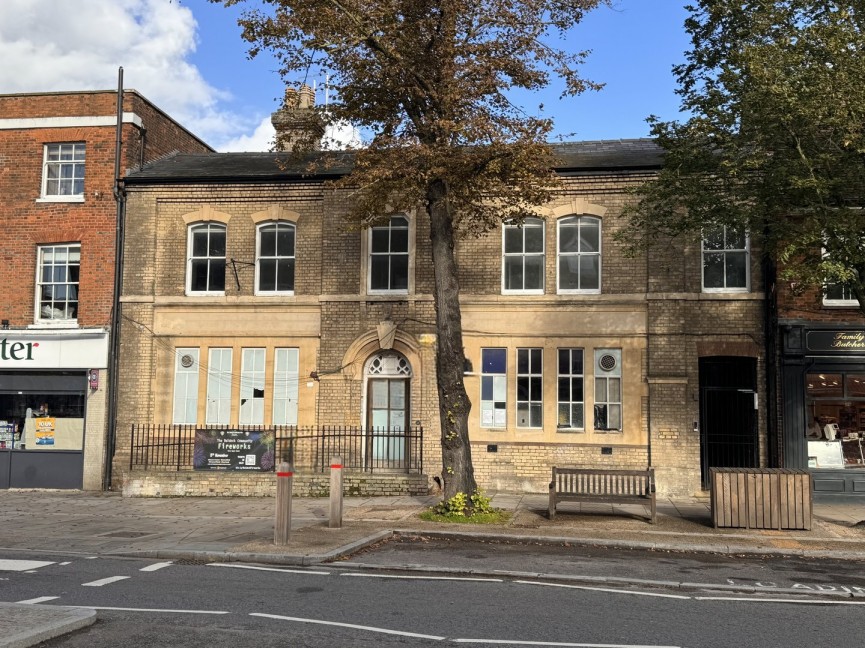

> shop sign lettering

[
  {"left": 806, "top": 330, "right": 865, "bottom": 352},
  {"left": 0, "top": 339, "right": 38, "bottom": 361}
]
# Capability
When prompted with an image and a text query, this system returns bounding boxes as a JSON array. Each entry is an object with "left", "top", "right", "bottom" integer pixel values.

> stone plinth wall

[{"left": 120, "top": 470, "right": 430, "bottom": 497}]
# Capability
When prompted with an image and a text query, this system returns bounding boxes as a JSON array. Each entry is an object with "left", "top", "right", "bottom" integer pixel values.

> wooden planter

[{"left": 710, "top": 468, "right": 813, "bottom": 530}]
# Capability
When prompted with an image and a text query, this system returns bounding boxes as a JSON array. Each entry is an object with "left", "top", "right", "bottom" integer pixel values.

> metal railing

[{"left": 129, "top": 424, "right": 423, "bottom": 474}]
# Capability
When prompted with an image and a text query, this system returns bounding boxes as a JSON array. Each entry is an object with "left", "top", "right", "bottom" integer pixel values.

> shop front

[
  {"left": 0, "top": 330, "right": 108, "bottom": 489},
  {"left": 780, "top": 324, "right": 865, "bottom": 496}
]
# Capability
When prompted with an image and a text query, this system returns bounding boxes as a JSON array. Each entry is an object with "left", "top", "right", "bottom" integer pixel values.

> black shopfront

[{"left": 780, "top": 324, "right": 865, "bottom": 496}]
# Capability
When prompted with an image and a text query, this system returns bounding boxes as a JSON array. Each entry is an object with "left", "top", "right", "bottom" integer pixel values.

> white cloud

[
  {"left": 220, "top": 117, "right": 275, "bottom": 153},
  {"left": 322, "top": 120, "right": 364, "bottom": 150},
  {"left": 0, "top": 0, "right": 267, "bottom": 150}
]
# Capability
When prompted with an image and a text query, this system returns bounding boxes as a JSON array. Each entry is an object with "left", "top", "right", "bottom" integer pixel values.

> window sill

[
  {"left": 556, "top": 428, "right": 586, "bottom": 434},
  {"left": 702, "top": 288, "right": 750, "bottom": 294},
  {"left": 823, "top": 301, "right": 859, "bottom": 309},
  {"left": 28, "top": 320, "right": 79, "bottom": 329},
  {"left": 593, "top": 429, "right": 623, "bottom": 434},
  {"left": 501, "top": 290, "right": 545, "bottom": 296},
  {"left": 36, "top": 196, "right": 85, "bottom": 203},
  {"left": 185, "top": 291, "right": 226, "bottom": 297},
  {"left": 367, "top": 290, "right": 410, "bottom": 296},
  {"left": 254, "top": 291, "right": 296, "bottom": 297},
  {"left": 557, "top": 289, "right": 601, "bottom": 296}
]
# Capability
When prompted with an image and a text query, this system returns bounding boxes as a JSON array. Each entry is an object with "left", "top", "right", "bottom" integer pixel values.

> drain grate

[{"left": 98, "top": 530, "right": 155, "bottom": 539}]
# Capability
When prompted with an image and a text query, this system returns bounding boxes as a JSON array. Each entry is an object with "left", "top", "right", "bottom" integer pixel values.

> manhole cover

[{"left": 98, "top": 531, "right": 154, "bottom": 539}]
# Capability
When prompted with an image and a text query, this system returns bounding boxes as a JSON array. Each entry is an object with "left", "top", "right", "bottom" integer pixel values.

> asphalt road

[
  {"left": 1, "top": 549, "right": 863, "bottom": 648},
  {"left": 343, "top": 535, "right": 865, "bottom": 594}
]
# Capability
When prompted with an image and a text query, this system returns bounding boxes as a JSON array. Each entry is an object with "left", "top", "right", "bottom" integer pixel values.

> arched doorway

[{"left": 364, "top": 351, "right": 412, "bottom": 468}]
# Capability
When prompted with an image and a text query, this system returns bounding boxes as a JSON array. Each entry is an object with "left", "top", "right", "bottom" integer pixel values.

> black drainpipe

[
  {"left": 104, "top": 67, "right": 125, "bottom": 490},
  {"left": 762, "top": 243, "right": 780, "bottom": 467}
]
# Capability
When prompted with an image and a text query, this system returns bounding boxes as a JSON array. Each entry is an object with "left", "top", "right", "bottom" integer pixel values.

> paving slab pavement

[{"left": 0, "top": 489, "right": 863, "bottom": 647}]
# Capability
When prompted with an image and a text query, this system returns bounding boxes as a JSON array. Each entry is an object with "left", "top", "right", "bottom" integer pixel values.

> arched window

[
  {"left": 502, "top": 217, "right": 545, "bottom": 294},
  {"left": 187, "top": 223, "right": 226, "bottom": 295},
  {"left": 557, "top": 216, "right": 601, "bottom": 293},
  {"left": 256, "top": 222, "right": 296, "bottom": 294}
]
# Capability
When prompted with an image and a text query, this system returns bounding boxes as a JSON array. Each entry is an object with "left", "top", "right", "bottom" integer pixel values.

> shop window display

[
  {"left": 0, "top": 393, "right": 85, "bottom": 450},
  {"left": 806, "top": 372, "right": 865, "bottom": 468}
]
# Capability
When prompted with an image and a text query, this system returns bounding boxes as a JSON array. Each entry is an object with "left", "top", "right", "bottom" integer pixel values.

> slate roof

[{"left": 124, "top": 139, "right": 662, "bottom": 184}]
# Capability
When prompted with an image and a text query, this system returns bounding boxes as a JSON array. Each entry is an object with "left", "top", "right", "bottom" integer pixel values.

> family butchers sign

[
  {"left": 806, "top": 330, "right": 865, "bottom": 353},
  {"left": 193, "top": 429, "right": 275, "bottom": 471}
]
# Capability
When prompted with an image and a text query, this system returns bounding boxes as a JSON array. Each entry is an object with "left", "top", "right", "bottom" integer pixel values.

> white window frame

[
  {"left": 593, "top": 349, "right": 622, "bottom": 432},
  {"left": 516, "top": 348, "right": 543, "bottom": 429},
  {"left": 368, "top": 215, "right": 409, "bottom": 294},
  {"left": 557, "top": 216, "right": 601, "bottom": 294},
  {"left": 205, "top": 348, "right": 233, "bottom": 425},
  {"left": 35, "top": 243, "right": 80, "bottom": 324},
  {"left": 823, "top": 282, "right": 858, "bottom": 307},
  {"left": 502, "top": 218, "right": 545, "bottom": 295},
  {"left": 273, "top": 348, "right": 300, "bottom": 425},
  {"left": 480, "top": 348, "right": 507, "bottom": 429},
  {"left": 186, "top": 223, "right": 227, "bottom": 296},
  {"left": 172, "top": 348, "right": 200, "bottom": 425},
  {"left": 239, "top": 348, "right": 266, "bottom": 425},
  {"left": 701, "top": 226, "right": 750, "bottom": 293},
  {"left": 821, "top": 247, "right": 859, "bottom": 307},
  {"left": 557, "top": 348, "right": 585, "bottom": 431},
  {"left": 255, "top": 222, "right": 296, "bottom": 296},
  {"left": 39, "top": 142, "right": 85, "bottom": 202}
]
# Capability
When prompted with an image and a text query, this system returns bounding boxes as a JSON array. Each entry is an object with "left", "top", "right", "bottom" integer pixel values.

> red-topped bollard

[
  {"left": 329, "top": 456, "right": 343, "bottom": 529},
  {"left": 274, "top": 462, "right": 294, "bottom": 545}
]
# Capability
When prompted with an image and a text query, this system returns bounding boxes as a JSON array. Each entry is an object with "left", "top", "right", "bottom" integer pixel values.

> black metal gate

[{"left": 699, "top": 356, "right": 758, "bottom": 489}]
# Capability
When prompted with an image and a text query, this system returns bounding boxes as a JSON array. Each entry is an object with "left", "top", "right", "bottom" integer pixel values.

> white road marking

[
  {"left": 85, "top": 556, "right": 98, "bottom": 560},
  {"left": 207, "top": 563, "right": 329, "bottom": 576},
  {"left": 59, "top": 562, "right": 71, "bottom": 566},
  {"left": 0, "top": 559, "right": 54, "bottom": 572},
  {"left": 341, "top": 573, "right": 503, "bottom": 583},
  {"left": 67, "top": 606, "right": 229, "bottom": 614},
  {"left": 453, "top": 641, "right": 681, "bottom": 647},
  {"left": 82, "top": 576, "right": 131, "bottom": 587},
  {"left": 250, "top": 612, "right": 446, "bottom": 640},
  {"left": 17, "top": 596, "right": 59, "bottom": 604},
  {"left": 140, "top": 561, "right": 173, "bottom": 572},
  {"left": 515, "top": 580, "right": 690, "bottom": 600},
  {"left": 695, "top": 596, "right": 865, "bottom": 606}
]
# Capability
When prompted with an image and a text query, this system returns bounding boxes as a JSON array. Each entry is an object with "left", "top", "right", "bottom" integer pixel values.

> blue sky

[{"left": 0, "top": 0, "right": 692, "bottom": 151}]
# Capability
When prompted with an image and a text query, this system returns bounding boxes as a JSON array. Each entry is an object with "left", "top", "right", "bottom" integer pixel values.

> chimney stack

[{"left": 271, "top": 84, "right": 325, "bottom": 152}]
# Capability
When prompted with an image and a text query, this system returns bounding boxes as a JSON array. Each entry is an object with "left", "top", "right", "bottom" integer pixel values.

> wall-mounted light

[{"left": 88, "top": 369, "right": 99, "bottom": 391}]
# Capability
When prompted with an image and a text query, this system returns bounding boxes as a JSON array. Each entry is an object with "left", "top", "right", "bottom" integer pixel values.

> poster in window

[{"left": 35, "top": 417, "right": 56, "bottom": 446}]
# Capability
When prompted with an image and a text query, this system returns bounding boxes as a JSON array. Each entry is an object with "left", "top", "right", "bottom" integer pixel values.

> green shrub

[{"left": 425, "top": 489, "right": 505, "bottom": 523}]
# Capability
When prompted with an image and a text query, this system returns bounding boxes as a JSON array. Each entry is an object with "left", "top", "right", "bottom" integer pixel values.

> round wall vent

[
  {"left": 598, "top": 353, "right": 617, "bottom": 372},
  {"left": 180, "top": 354, "right": 195, "bottom": 368}
]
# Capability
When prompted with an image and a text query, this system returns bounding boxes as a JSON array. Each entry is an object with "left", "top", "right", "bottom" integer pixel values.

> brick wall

[{"left": 114, "top": 155, "right": 767, "bottom": 498}]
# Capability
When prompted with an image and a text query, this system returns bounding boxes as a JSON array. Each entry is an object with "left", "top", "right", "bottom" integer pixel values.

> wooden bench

[{"left": 549, "top": 467, "right": 656, "bottom": 523}]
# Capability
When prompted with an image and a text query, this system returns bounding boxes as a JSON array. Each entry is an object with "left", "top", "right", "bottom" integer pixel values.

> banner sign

[
  {"left": 34, "top": 417, "right": 56, "bottom": 446},
  {"left": 193, "top": 429, "right": 275, "bottom": 471},
  {"left": 806, "top": 330, "right": 865, "bottom": 353}
]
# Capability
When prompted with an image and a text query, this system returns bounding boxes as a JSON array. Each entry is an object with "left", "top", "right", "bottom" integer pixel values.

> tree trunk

[{"left": 426, "top": 177, "right": 477, "bottom": 499}]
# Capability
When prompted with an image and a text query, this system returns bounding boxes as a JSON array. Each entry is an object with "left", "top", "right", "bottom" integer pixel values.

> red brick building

[
  {"left": 774, "top": 273, "right": 865, "bottom": 497},
  {"left": 0, "top": 90, "right": 211, "bottom": 490}
]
